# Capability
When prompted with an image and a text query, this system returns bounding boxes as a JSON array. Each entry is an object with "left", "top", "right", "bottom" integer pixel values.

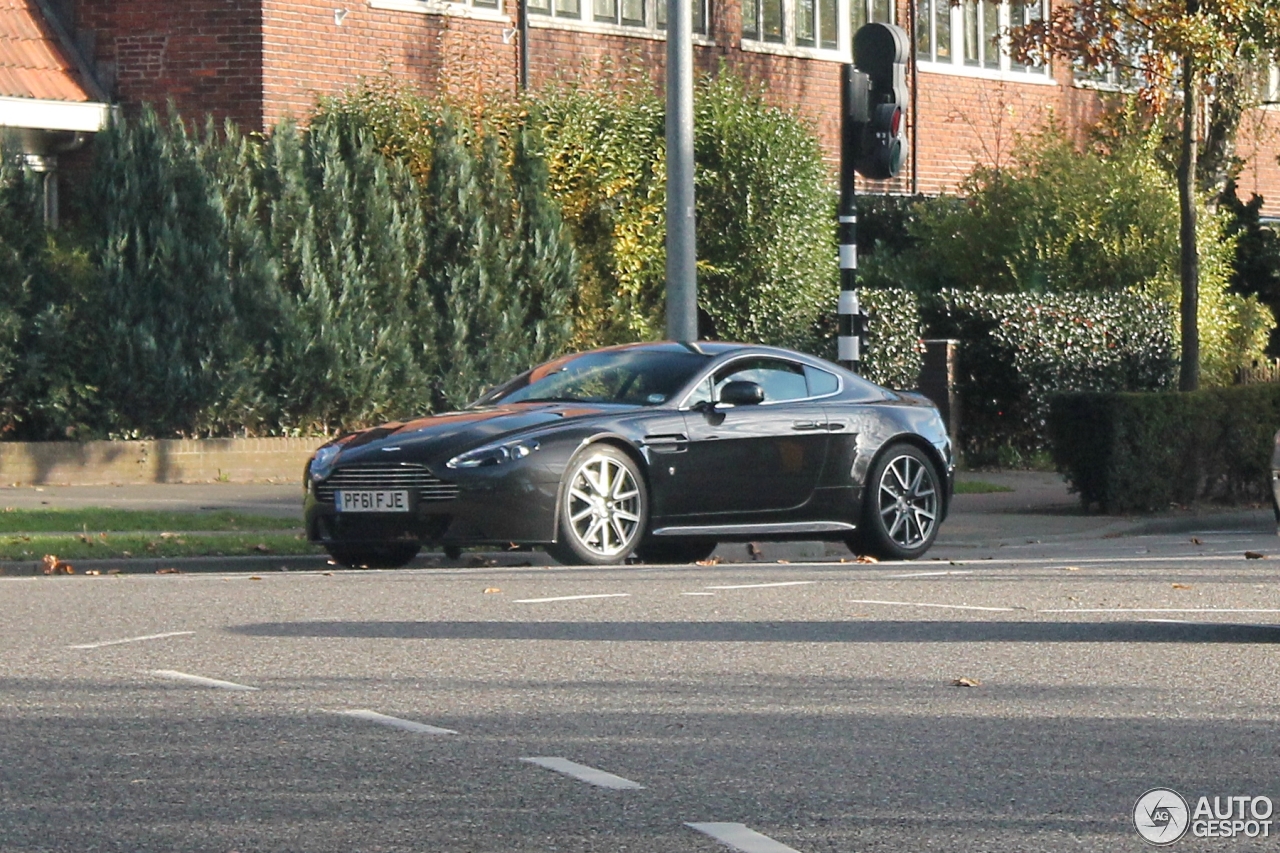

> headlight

[
  {"left": 309, "top": 444, "right": 342, "bottom": 483},
  {"left": 447, "top": 438, "right": 541, "bottom": 469}
]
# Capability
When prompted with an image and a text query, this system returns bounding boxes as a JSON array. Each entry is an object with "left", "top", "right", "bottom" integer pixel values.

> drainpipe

[
  {"left": 519, "top": 0, "right": 530, "bottom": 90},
  {"left": 908, "top": 0, "right": 919, "bottom": 195}
]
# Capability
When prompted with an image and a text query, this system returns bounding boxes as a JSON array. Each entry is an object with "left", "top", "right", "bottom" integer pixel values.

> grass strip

[
  {"left": 954, "top": 480, "right": 1015, "bottom": 495},
  {"left": 0, "top": 531, "right": 319, "bottom": 562},
  {"left": 0, "top": 508, "right": 300, "bottom": 534}
]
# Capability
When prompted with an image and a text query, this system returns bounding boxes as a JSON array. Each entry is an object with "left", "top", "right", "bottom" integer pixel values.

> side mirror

[{"left": 719, "top": 380, "right": 764, "bottom": 406}]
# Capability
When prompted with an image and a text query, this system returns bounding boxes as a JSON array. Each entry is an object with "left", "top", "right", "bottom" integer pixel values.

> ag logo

[{"left": 1135, "top": 788, "right": 1190, "bottom": 845}]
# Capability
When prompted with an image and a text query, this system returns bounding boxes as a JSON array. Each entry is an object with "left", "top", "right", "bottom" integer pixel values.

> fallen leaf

[
  {"left": 253, "top": 543, "right": 271, "bottom": 553},
  {"left": 1172, "top": 583, "right": 1192, "bottom": 589},
  {"left": 776, "top": 559, "right": 791, "bottom": 564},
  {"left": 484, "top": 587, "right": 502, "bottom": 594},
  {"left": 1190, "top": 537, "right": 1203, "bottom": 545},
  {"left": 84, "top": 569, "right": 100, "bottom": 576},
  {"left": 40, "top": 554, "right": 73, "bottom": 575},
  {"left": 695, "top": 556, "right": 723, "bottom": 566},
  {"left": 249, "top": 576, "right": 262, "bottom": 581},
  {"left": 155, "top": 567, "right": 180, "bottom": 575},
  {"left": 1246, "top": 551, "right": 1267, "bottom": 560},
  {"left": 1063, "top": 566, "right": 1081, "bottom": 571},
  {"left": 159, "top": 532, "right": 178, "bottom": 539},
  {"left": 121, "top": 551, "right": 132, "bottom": 558},
  {"left": 322, "top": 571, "right": 333, "bottom": 576},
  {"left": 952, "top": 677, "right": 982, "bottom": 688},
  {"left": 854, "top": 555, "right": 879, "bottom": 564}
]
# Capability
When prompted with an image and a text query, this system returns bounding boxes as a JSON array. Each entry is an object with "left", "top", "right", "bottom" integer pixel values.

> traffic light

[{"left": 850, "top": 22, "right": 909, "bottom": 180}]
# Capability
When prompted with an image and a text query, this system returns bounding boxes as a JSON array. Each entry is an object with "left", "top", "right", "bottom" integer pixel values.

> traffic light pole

[{"left": 838, "top": 63, "right": 864, "bottom": 373}]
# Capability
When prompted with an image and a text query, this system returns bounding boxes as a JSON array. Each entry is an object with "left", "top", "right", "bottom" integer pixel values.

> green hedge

[
  {"left": 922, "top": 289, "right": 1177, "bottom": 464},
  {"left": 1048, "top": 384, "right": 1280, "bottom": 512}
]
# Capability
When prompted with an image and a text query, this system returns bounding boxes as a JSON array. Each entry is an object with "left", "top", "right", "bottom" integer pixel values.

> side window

[
  {"left": 714, "top": 358, "right": 808, "bottom": 403},
  {"left": 685, "top": 376, "right": 714, "bottom": 408},
  {"left": 804, "top": 365, "right": 839, "bottom": 397}
]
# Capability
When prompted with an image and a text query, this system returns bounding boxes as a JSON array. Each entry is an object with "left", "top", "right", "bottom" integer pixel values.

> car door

[{"left": 666, "top": 357, "right": 829, "bottom": 517}]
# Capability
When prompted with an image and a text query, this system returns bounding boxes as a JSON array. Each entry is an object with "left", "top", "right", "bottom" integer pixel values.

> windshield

[{"left": 476, "top": 349, "right": 711, "bottom": 407}]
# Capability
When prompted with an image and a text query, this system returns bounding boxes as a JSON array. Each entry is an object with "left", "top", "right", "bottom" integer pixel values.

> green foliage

[
  {"left": 693, "top": 71, "right": 835, "bottom": 352},
  {"left": 1049, "top": 384, "right": 1280, "bottom": 512},
  {"left": 863, "top": 126, "right": 1271, "bottom": 388},
  {"left": 86, "top": 107, "right": 239, "bottom": 438},
  {"left": 923, "top": 289, "right": 1178, "bottom": 465},
  {"left": 1222, "top": 179, "right": 1280, "bottom": 355}
]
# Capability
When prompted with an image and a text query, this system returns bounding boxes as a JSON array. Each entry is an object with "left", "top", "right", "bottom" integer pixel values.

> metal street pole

[
  {"left": 665, "top": 0, "right": 697, "bottom": 342},
  {"left": 837, "top": 63, "right": 863, "bottom": 371}
]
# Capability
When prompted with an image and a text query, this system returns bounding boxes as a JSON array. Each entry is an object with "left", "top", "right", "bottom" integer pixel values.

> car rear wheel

[
  {"left": 325, "top": 542, "right": 421, "bottom": 569},
  {"left": 858, "top": 443, "right": 941, "bottom": 560},
  {"left": 634, "top": 540, "right": 717, "bottom": 564},
  {"left": 548, "top": 445, "right": 648, "bottom": 566}
]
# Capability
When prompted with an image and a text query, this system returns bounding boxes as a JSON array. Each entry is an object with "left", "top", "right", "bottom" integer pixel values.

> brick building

[{"left": 12, "top": 0, "right": 1280, "bottom": 211}]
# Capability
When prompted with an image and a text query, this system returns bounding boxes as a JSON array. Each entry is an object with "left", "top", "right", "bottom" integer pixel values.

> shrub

[
  {"left": 1049, "top": 384, "right": 1280, "bottom": 512},
  {"left": 922, "top": 290, "right": 1178, "bottom": 464}
]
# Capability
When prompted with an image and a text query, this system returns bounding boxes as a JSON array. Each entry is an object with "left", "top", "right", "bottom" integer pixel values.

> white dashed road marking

[
  {"left": 1040, "top": 608, "right": 1280, "bottom": 614},
  {"left": 334, "top": 709, "right": 457, "bottom": 735},
  {"left": 686, "top": 822, "right": 805, "bottom": 853},
  {"left": 705, "top": 581, "right": 816, "bottom": 590},
  {"left": 520, "top": 757, "right": 644, "bottom": 790},
  {"left": 847, "top": 598, "right": 1017, "bottom": 612},
  {"left": 149, "top": 670, "right": 258, "bottom": 691},
  {"left": 881, "top": 570, "right": 974, "bottom": 579},
  {"left": 514, "top": 593, "right": 631, "bottom": 603},
  {"left": 70, "top": 631, "right": 194, "bottom": 649}
]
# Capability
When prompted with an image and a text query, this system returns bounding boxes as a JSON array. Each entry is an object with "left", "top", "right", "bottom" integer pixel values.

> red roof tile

[{"left": 0, "top": 0, "right": 94, "bottom": 102}]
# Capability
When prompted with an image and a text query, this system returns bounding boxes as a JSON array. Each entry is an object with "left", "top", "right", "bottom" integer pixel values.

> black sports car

[{"left": 304, "top": 341, "right": 953, "bottom": 567}]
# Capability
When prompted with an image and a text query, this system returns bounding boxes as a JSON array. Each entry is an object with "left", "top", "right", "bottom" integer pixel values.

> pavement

[{"left": 0, "top": 470, "right": 1272, "bottom": 563}]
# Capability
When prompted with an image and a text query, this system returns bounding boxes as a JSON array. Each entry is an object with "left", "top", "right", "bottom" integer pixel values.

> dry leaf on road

[
  {"left": 696, "top": 556, "right": 723, "bottom": 566},
  {"left": 952, "top": 677, "right": 982, "bottom": 688},
  {"left": 40, "top": 554, "right": 72, "bottom": 575},
  {"left": 1245, "top": 551, "right": 1267, "bottom": 560},
  {"left": 1172, "top": 583, "right": 1192, "bottom": 589},
  {"left": 484, "top": 587, "right": 502, "bottom": 594},
  {"left": 155, "top": 567, "right": 180, "bottom": 575}
]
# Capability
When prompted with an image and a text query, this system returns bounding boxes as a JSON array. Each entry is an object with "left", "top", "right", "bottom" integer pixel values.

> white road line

[
  {"left": 334, "top": 709, "right": 457, "bottom": 735},
  {"left": 847, "top": 598, "right": 1017, "bottom": 612},
  {"left": 682, "top": 591, "right": 717, "bottom": 596},
  {"left": 1040, "top": 608, "right": 1280, "bottom": 614},
  {"left": 520, "top": 757, "right": 643, "bottom": 790},
  {"left": 70, "top": 631, "right": 194, "bottom": 650},
  {"left": 514, "top": 593, "right": 631, "bottom": 604},
  {"left": 881, "top": 570, "right": 974, "bottom": 579},
  {"left": 149, "top": 669, "right": 258, "bottom": 691},
  {"left": 686, "top": 822, "right": 805, "bottom": 853},
  {"left": 705, "top": 581, "right": 816, "bottom": 590}
]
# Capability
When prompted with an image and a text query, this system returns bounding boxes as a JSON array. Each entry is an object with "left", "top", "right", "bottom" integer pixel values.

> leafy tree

[
  {"left": 1221, "top": 179, "right": 1280, "bottom": 354},
  {"left": 1009, "top": 0, "right": 1280, "bottom": 390}
]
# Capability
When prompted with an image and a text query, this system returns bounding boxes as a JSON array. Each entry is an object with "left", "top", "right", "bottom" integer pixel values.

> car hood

[{"left": 329, "top": 402, "right": 634, "bottom": 467}]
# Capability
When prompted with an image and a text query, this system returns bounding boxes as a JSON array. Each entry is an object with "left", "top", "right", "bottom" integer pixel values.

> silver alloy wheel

[
  {"left": 565, "top": 451, "right": 643, "bottom": 558},
  {"left": 876, "top": 452, "right": 939, "bottom": 550}
]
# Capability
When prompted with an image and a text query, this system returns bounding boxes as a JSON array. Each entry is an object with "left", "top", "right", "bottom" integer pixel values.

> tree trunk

[{"left": 1178, "top": 49, "right": 1200, "bottom": 392}]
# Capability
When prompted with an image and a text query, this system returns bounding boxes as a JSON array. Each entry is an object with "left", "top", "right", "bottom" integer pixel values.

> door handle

[
  {"left": 791, "top": 421, "right": 821, "bottom": 431},
  {"left": 826, "top": 422, "right": 846, "bottom": 431}
]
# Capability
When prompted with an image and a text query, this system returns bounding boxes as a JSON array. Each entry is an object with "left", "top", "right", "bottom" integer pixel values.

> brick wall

[
  {"left": 73, "top": 0, "right": 265, "bottom": 130},
  {"left": 1236, "top": 109, "right": 1280, "bottom": 214},
  {"left": 261, "top": 0, "right": 518, "bottom": 127}
]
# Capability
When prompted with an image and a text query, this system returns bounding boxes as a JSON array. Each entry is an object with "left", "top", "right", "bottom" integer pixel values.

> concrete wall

[{"left": 0, "top": 438, "right": 317, "bottom": 486}]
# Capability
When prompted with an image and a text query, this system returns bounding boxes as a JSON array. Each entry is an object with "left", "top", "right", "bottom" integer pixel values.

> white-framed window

[
  {"left": 370, "top": 0, "right": 508, "bottom": 22},
  {"left": 527, "top": 0, "right": 707, "bottom": 36},
  {"left": 741, "top": 0, "right": 883, "bottom": 51},
  {"left": 1264, "top": 65, "right": 1280, "bottom": 105},
  {"left": 917, "top": 0, "right": 1051, "bottom": 78}
]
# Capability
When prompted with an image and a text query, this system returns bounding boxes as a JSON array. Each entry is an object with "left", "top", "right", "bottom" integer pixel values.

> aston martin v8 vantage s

[{"left": 304, "top": 341, "right": 954, "bottom": 567}]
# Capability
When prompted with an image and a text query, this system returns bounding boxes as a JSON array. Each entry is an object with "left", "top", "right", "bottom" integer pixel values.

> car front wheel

[
  {"left": 859, "top": 443, "right": 941, "bottom": 560},
  {"left": 548, "top": 445, "right": 648, "bottom": 566}
]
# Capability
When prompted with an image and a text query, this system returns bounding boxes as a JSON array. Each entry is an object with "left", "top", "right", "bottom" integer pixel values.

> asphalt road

[{"left": 5, "top": 525, "right": 1280, "bottom": 852}]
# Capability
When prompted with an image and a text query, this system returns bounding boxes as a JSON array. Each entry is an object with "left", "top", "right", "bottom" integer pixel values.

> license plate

[{"left": 335, "top": 490, "right": 411, "bottom": 513}]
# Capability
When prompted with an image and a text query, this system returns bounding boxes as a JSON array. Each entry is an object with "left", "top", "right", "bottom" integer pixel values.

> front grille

[{"left": 315, "top": 464, "right": 459, "bottom": 504}]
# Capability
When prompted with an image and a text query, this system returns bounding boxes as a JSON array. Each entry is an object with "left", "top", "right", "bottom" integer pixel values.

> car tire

[
  {"left": 547, "top": 444, "right": 648, "bottom": 566},
  {"left": 634, "top": 540, "right": 717, "bottom": 564},
  {"left": 325, "top": 542, "right": 421, "bottom": 569},
  {"left": 858, "top": 443, "right": 941, "bottom": 561}
]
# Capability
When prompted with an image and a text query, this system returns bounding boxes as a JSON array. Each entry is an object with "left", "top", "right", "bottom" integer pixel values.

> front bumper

[{"left": 305, "top": 461, "right": 561, "bottom": 547}]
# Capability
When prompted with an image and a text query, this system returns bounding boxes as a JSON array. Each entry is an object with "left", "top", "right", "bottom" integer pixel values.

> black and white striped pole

[{"left": 838, "top": 62, "right": 869, "bottom": 372}]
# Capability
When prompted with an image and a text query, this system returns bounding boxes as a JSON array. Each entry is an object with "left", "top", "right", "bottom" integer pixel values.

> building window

[
  {"left": 850, "top": 0, "right": 893, "bottom": 33},
  {"left": 917, "top": 0, "right": 1049, "bottom": 76},
  {"left": 530, "top": 0, "right": 705, "bottom": 33},
  {"left": 745, "top": 0, "right": 852, "bottom": 50}
]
